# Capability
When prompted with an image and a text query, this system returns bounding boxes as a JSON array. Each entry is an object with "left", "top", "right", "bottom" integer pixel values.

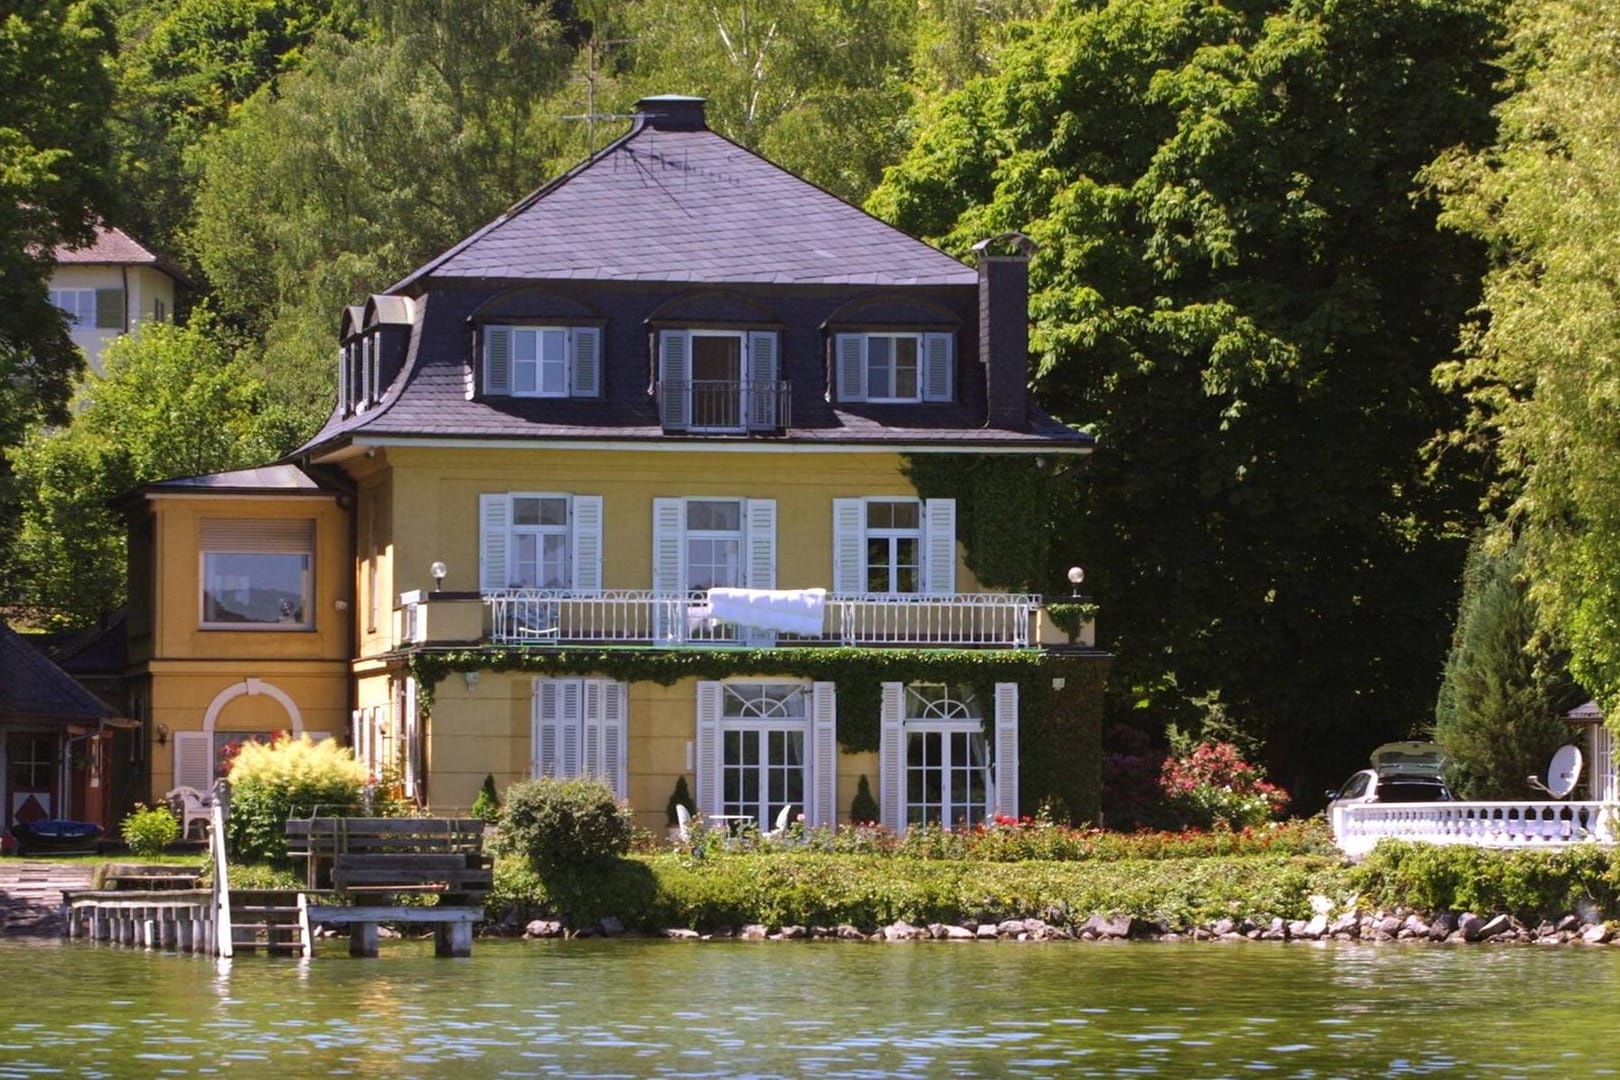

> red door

[{"left": 7, "top": 734, "right": 59, "bottom": 827}]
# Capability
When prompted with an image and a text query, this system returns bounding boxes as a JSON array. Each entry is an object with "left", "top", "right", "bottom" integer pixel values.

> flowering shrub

[
  {"left": 120, "top": 803, "right": 179, "bottom": 856},
  {"left": 226, "top": 734, "right": 367, "bottom": 861},
  {"left": 1158, "top": 741, "right": 1289, "bottom": 829}
]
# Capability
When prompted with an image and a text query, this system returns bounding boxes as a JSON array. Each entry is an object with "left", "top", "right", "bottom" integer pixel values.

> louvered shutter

[
  {"left": 922, "top": 332, "right": 954, "bottom": 402},
  {"left": 742, "top": 498, "right": 778, "bottom": 646},
  {"left": 923, "top": 498, "right": 957, "bottom": 595},
  {"left": 582, "top": 678, "right": 603, "bottom": 785},
  {"left": 878, "top": 683, "right": 906, "bottom": 831},
  {"left": 484, "top": 326, "right": 513, "bottom": 395},
  {"left": 558, "top": 679, "right": 582, "bottom": 777},
  {"left": 200, "top": 519, "right": 313, "bottom": 552},
  {"left": 337, "top": 347, "right": 350, "bottom": 416},
  {"left": 480, "top": 495, "right": 511, "bottom": 592},
  {"left": 652, "top": 498, "right": 686, "bottom": 641},
  {"left": 811, "top": 682, "right": 838, "bottom": 827},
  {"left": 95, "top": 288, "right": 125, "bottom": 329},
  {"left": 572, "top": 327, "right": 601, "bottom": 397},
  {"left": 993, "top": 682, "right": 1020, "bottom": 819},
  {"left": 402, "top": 677, "right": 421, "bottom": 799},
  {"left": 532, "top": 678, "right": 560, "bottom": 777},
  {"left": 695, "top": 681, "right": 724, "bottom": 816},
  {"left": 835, "top": 334, "right": 866, "bottom": 402},
  {"left": 747, "top": 330, "right": 779, "bottom": 429},
  {"left": 659, "top": 331, "right": 691, "bottom": 429},
  {"left": 832, "top": 498, "right": 866, "bottom": 595},
  {"left": 570, "top": 495, "right": 603, "bottom": 594},
  {"left": 173, "top": 731, "right": 213, "bottom": 791},
  {"left": 595, "top": 680, "right": 627, "bottom": 798}
]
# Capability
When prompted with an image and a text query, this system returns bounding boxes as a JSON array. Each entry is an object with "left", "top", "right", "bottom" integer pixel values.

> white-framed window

[
  {"left": 658, "top": 328, "right": 780, "bottom": 431},
  {"left": 199, "top": 519, "right": 315, "bottom": 629},
  {"left": 531, "top": 677, "right": 627, "bottom": 797},
  {"left": 49, "top": 288, "right": 96, "bottom": 326},
  {"left": 685, "top": 500, "right": 744, "bottom": 590},
  {"left": 835, "top": 331, "right": 952, "bottom": 403},
  {"left": 879, "top": 682, "right": 1019, "bottom": 831},
  {"left": 832, "top": 497, "right": 956, "bottom": 596},
  {"left": 651, "top": 496, "right": 775, "bottom": 641},
  {"left": 479, "top": 493, "right": 603, "bottom": 593},
  {"left": 695, "top": 680, "right": 838, "bottom": 828},
  {"left": 483, "top": 324, "right": 601, "bottom": 398}
]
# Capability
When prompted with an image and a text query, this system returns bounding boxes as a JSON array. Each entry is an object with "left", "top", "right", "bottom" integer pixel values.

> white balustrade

[
  {"left": 483, "top": 589, "right": 1043, "bottom": 647},
  {"left": 1333, "top": 800, "right": 1617, "bottom": 857}
]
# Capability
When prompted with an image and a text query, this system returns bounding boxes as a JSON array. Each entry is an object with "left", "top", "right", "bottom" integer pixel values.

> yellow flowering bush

[{"left": 226, "top": 734, "right": 367, "bottom": 861}]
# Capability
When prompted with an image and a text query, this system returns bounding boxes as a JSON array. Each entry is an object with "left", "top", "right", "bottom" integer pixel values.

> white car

[{"left": 1326, "top": 741, "right": 1453, "bottom": 830}]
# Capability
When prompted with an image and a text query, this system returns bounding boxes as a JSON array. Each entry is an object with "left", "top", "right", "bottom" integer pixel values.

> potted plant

[{"left": 666, "top": 776, "right": 694, "bottom": 840}]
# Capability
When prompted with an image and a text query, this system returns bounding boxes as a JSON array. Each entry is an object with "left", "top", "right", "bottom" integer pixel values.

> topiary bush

[
  {"left": 120, "top": 804, "right": 180, "bottom": 856},
  {"left": 850, "top": 774, "right": 879, "bottom": 825},
  {"left": 226, "top": 734, "right": 367, "bottom": 862},
  {"left": 493, "top": 776, "right": 632, "bottom": 872},
  {"left": 472, "top": 774, "right": 501, "bottom": 821}
]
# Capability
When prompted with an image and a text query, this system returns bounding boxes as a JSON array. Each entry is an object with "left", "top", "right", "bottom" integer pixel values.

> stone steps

[{"left": 0, "top": 861, "right": 94, "bottom": 936}]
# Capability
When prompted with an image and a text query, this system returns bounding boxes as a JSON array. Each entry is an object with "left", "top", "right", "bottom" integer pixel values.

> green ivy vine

[
  {"left": 902, "top": 454, "right": 1059, "bottom": 593},
  {"left": 406, "top": 646, "right": 1049, "bottom": 753}
]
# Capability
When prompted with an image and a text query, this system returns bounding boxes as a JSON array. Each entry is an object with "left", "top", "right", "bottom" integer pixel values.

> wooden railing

[
  {"left": 1332, "top": 800, "right": 1617, "bottom": 857},
  {"left": 483, "top": 589, "right": 1043, "bottom": 648}
]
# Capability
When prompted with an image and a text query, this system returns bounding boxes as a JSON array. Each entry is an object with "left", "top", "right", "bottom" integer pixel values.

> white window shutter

[
  {"left": 993, "top": 682, "right": 1020, "bottom": 819},
  {"left": 811, "top": 682, "right": 838, "bottom": 828},
  {"left": 601, "top": 681, "right": 627, "bottom": 799},
  {"left": 572, "top": 326, "right": 601, "bottom": 397},
  {"left": 532, "top": 678, "right": 559, "bottom": 777},
  {"left": 745, "top": 499, "right": 777, "bottom": 590},
  {"left": 484, "top": 326, "right": 512, "bottom": 395},
  {"left": 582, "top": 678, "right": 603, "bottom": 785},
  {"left": 559, "top": 678, "right": 583, "bottom": 777},
  {"left": 570, "top": 495, "right": 604, "bottom": 594},
  {"left": 337, "top": 347, "right": 349, "bottom": 416},
  {"left": 836, "top": 334, "right": 866, "bottom": 402},
  {"left": 878, "top": 682, "right": 906, "bottom": 831},
  {"left": 832, "top": 498, "right": 866, "bottom": 595},
  {"left": 652, "top": 498, "right": 687, "bottom": 642},
  {"left": 403, "top": 677, "right": 421, "bottom": 799},
  {"left": 747, "top": 330, "right": 779, "bottom": 429},
  {"left": 659, "top": 330, "right": 691, "bottom": 429},
  {"left": 922, "top": 332, "right": 954, "bottom": 402},
  {"left": 924, "top": 498, "right": 957, "bottom": 595},
  {"left": 480, "top": 494, "right": 511, "bottom": 592},
  {"left": 174, "top": 731, "right": 213, "bottom": 791},
  {"left": 695, "top": 681, "right": 723, "bottom": 816}
]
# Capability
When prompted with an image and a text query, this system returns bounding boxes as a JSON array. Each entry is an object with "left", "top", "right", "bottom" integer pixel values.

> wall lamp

[
  {"left": 1068, "top": 566, "right": 1085, "bottom": 597},
  {"left": 431, "top": 560, "right": 448, "bottom": 592},
  {"left": 156, "top": 723, "right": 169, "bottom": 748}
]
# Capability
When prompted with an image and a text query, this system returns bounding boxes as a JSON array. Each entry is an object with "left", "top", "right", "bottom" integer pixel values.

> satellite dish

[{"left": 1547, "top": 745, "right": 1583, "bottom": 799}]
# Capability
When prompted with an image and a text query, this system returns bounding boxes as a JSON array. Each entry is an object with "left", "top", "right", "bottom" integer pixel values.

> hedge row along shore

[{"left": 474, "top": 842, "right": 1620, "bottom": 945}]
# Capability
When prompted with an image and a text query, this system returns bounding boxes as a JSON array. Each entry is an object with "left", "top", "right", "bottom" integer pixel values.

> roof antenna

[{"left": 562, "top": 37, "right": 635, "bottom": 155}]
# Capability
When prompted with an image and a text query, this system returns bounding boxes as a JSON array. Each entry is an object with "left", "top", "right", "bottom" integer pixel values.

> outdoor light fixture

[
  {"left": 156, "top": 723, "right": 169, "bottom": 747},
  {"left": 1068, "top": 566, "right": 1085, "bottom": 596},
  {"left": 431, "top": 560, "right": 448, "bottom": 592}
]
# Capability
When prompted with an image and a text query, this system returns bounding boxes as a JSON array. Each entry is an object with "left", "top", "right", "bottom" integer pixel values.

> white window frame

[
  {"left": 832, "top": 497, "right": 956, "bottom": 596},
  {"left": 49, "top": 288, "right": 96, "bottom": 327},
  {"left": 198, "top": 519, "right": 316, "bottom": 630},
  {"left": 530, "top": 677, "right": 627, "bottom": 798},
  {"left": 879, "top": 682, "right": 1018, "bottom": 831},
  {"left": 652, "top": 496, "right": 775, "bottom": 642},
  {"left": 695, "top": 680, "right": 837, "bottom": 827},
  {"left": 479, "top": 493, "right": 603, "bottom": 593},
  {"left": 483, "top": 324, "right": 601, "bottom": 398},
  {"left": 835, "top": 331, "right": 953, "bottom": 403}
]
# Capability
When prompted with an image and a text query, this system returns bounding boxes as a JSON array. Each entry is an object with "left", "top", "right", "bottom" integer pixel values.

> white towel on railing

[{"left": 706, "top": 587, "right": 827, "bottom": 635}]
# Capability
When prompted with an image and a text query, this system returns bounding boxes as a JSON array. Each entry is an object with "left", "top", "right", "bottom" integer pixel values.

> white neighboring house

[{"left": 49, "top": 225, "right": 189, "bottom": 375}]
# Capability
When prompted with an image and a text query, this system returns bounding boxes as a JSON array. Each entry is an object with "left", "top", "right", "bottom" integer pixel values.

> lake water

[{"left": 2, "top": 936, "right": 1615, "bottom": 1078}]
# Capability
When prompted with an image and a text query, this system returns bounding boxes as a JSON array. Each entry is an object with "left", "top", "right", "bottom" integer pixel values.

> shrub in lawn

[
  {"left": 494, "top": 776, "right": 632, "bottom": 872},
  {"left": 1159, "top": 741, "right": 1289, "bottom": 829},
  {"left": 121, "top": 804, "right": 180, "bottom": 856},
  {"left": 472, "top": 774, "right": 501, "bottom": 821},
  {"left": 226, "top": 734, "right": 367, "bottom": 862}
]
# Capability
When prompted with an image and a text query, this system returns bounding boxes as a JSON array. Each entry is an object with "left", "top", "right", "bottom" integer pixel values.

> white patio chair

[
  {"left": 163, "top": 786, "right": 213, "bottom": 840},
  {"left": 675, "top": 803, "right": 693, "bottom": 843},
  {"left": 764, "top": 803, "right": 794, "bottom": 840}
]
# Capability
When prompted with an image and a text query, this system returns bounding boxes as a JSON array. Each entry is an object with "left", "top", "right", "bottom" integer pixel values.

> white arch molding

[{"left": 201, "top": 677, "right": 305, "bottom": 740}]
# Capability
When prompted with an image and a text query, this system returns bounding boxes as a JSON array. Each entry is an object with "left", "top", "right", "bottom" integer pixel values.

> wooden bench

[{"left": 284, "top": 818, "right": 491, "bottom": 957}]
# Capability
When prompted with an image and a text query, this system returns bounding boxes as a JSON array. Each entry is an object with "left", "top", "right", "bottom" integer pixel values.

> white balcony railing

[
  {"left": 483, "top": 589, "right": 1042, "bottom": 648},
  {"left": 1332, "top": 800, "right": 1617, "bottom": 858}
]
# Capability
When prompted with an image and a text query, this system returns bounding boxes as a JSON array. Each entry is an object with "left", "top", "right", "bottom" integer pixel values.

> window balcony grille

[{"left": 661, "top": 379, "right": 790, "bottom": 433}]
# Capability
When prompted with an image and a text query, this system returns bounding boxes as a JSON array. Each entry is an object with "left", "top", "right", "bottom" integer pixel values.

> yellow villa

[{"left": 126, "top": 96, "right": 1110, "bottom": 833}]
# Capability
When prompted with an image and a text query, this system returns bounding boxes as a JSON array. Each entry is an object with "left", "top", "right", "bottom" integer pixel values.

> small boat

[{"left": 10, "top": 819, "right": 103, "bottom": 855}]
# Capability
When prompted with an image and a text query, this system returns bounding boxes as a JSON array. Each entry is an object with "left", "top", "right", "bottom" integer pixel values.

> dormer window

[
  {"left": 483, "top": 325, "right": 601, "bottom": 398},
  {"left": 657, "top": 328, "right": 786, "bottom": 432},
  {"left": 835, "top": 332, "right": 953, "bottom": 403}
]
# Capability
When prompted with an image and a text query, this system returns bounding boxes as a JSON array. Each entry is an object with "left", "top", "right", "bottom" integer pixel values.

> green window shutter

[{"left": 95, "top": 288, "right": 125, "bottom": 329}]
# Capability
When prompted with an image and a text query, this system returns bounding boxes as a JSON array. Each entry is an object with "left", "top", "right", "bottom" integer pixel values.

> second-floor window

[
  {"left": 835, "top": 332, "right": 953, "bottom": 403},
  {"left": 479, "top": 492, "right": 603, "bottom": 593},
  {"left": 832, "top": 497, "right": 957, "bottom": 596},
  {"left": 483, "top": 325, "right": 601, "bottom": 398},
  {"left": 658, "top": 329, "right": 782, "bottom": 432},
  {"left": 49, "top": 288, "right": 96, "bottom": 327},
  {"left": 199, "top": 518, "right": 315, "bottom": 629}
]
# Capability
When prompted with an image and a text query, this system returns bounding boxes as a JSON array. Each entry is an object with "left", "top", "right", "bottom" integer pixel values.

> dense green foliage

[
  {"left": 224, "top": 735, "right": 367, "bottom": 862},
  {"left": 494, "top": 776, "right": 633, "bottom": 872},
  {"left": 870, "top": 0, "right": 1504, "bottom": 798},
  {"left": 1427, "top": 0, "right": 1620, "bottom": 715},
  {"left": 120, "top": 803, "right": 180, "bottom": 855},
  {"left": 1351, "top": 841, "right": 1620, "bottom": 921},
  {"left": 472, "top": 774, "right": 501, "bottom": 822},
  {"left": 1432, "top": 535, "right": 1582, "bottom": 797}
]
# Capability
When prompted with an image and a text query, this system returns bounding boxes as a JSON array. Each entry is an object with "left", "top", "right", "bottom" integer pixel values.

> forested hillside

[{"left": 6, "top": 0, "right": 1616, "bottom": 803}]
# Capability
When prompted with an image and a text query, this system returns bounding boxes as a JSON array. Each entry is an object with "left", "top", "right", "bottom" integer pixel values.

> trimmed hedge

[{"left": 1349, "top": 841, "right": 1620, "bottom": 920}]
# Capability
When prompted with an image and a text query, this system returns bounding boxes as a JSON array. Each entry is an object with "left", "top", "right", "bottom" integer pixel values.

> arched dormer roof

[
  {"left": 645, "top": 289, "right": 780, "bottom": 326},
  {"left": 470, "top": 286, "right": 605, "bottom": 324},
  {"left": 822, "top": 292, "right": 960, "bottom": 330}
]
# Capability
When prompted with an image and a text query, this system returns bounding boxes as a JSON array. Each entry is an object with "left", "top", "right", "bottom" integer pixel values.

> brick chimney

[
  {"left": 636, "top": 95, "right": 708, "bottom": 131},
  {"left": 974, "top": 233, "right": 1037, "bottom": 431}
]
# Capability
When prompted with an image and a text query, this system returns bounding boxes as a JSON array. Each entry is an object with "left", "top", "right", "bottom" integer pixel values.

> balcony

[
  {"left": 1331, "top": 800, "right": 1617, "bottom": 858},
  {"left": 662, "top": 379, "right": 791, "bottom": 433},
  {"left": 467, "top": 589, "right": 1061, "bottom": 648}
]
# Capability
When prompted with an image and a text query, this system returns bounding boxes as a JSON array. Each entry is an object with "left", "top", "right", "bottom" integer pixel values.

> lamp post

[
  {"left": 431, "top": 561, "right": 447, "bottom": 592},
  {"left": 1068, "top": 566, "right": 1085, "bottom": 597}
]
